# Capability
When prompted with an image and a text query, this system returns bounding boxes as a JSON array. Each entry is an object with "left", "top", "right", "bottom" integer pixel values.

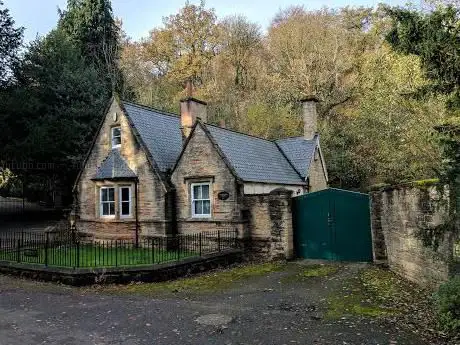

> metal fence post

[
  {"left": 218, "top": 231, "right": 221, "bottom": 252},
  {"left": 16, "top": 238, "right": 21, "bottom": 263},
  {"left": 45, "top": 232, "right": 49, "bottom": 266},
  {"left": 115, "top": 240, "right": 118, "bottom": 267},
  {"left": 177, "top": 236, "right": 180, "bottom": 261},
  {"left": 199, "top": 233, "right": 202, "bottom": 257},
  {"left": 76, "top": 239, "right": 80, "bottom": 268},
  {"left": 151, "top": 238, "right": 155, "bottom": 265}
]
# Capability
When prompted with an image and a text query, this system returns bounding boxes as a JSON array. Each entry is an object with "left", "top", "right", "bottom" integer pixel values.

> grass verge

[
  {"left": 326, "top": 266, "right": 403, "bottom": 319},
  {"left": 97, "top": 262, "right": 286, "bottom": 295},
  {"left": 0, "top": 245, "right": 195, "bottom": 268},
  {"left": 281, "top": 263, "right": 339, "bottom": 283}
]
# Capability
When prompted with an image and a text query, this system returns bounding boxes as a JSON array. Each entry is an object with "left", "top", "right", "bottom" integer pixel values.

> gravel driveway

[{"left": 0, "top": 262, "right": 440, "bottom": 345}]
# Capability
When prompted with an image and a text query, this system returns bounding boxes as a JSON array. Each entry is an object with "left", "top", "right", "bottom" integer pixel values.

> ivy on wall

[{"left": 431, "top": 123, "right": 460, "bottom": 257}]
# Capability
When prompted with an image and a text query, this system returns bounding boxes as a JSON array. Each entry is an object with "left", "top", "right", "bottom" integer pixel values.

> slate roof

[
  {"left": 276, "top": 136, "right": 318, "bottom": 179},
  {"left": 205, "top": 125, "right": 305, "bottom": 185},
  {"left": 119, "top": 100, "right": 318, "bottom": 185},
  {"left": 94, "top": 149, "right": 137, "bottom": 180},
  {"left": 122, "top": 101, "right": 182, "bottom": 172}
]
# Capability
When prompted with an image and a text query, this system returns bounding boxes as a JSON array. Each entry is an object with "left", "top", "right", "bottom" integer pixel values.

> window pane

[
  {"left": 193, "top": 185, "right": 201, "bottom": 199},
  {"left": 112, "top": 127, "right": 121, "bottom": 147},
  {"left": 121, "top": 201, "right": 130, "bottom": 215},
  {"left": 108, "top": 188, "right": 115, "bottom": 201},
  {"left": 102, "top": 203, "right": 109, "bottom": 215},
  {"left": 109, "top": 202, "right": 115, "bottom": 215},
  {"left": 203, "top": 200, "right": 210, "bottom": 215},
  {"left": 201, "top": 184, "right": 209, "bottom": 199},
  {"left": 101, "top": 188, "right": 108, "bottom": 201},
  {"left": 194, "top": 200, "right": 203, "bottom": 215},
  {"left": 121, "top": 187, "right": 130, "bottom": 201}
]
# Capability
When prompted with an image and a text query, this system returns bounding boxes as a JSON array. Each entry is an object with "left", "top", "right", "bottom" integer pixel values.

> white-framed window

[
  {"left": 111, "top": 126, "right": 121, "bottom": 148},
  {"left": 119, "top": 186, "right": 132, "bottom": 218},
  {"left": 100, "top": 187, "right": 115, "bottom": 218},
  {"left": 191, "top": 182, "right": 211, "bottom": 218}
]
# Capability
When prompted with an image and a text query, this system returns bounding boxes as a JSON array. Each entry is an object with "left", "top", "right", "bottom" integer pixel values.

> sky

[{"left": 5, "top": 0, "right": 410, "bottom": 43}]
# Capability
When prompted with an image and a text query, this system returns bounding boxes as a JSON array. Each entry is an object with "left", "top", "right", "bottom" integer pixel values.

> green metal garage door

[{"left": 293, "top": 188, "right": 373, "bottom": 262}]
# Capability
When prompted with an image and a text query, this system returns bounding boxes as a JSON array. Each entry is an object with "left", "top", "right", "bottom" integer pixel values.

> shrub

[{"left": 435, "top": 276, "right": 460, "bottom": 332}]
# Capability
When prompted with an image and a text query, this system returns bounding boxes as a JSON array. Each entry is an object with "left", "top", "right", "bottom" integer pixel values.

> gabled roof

[
  {"left": 204, "top": 125, "right": 305, "bottom": 185},
  {"left": 116, "top": 100, "right": 324, "bottom": 186},
  {"left": 122, "top": 101, "right": 182, "bottom": 173},
  {"left": 93, "top": 149, "right": 137, "bottom": 180},
  {"left": 275, "top": 136, "right": 318, "bottom": 179}
]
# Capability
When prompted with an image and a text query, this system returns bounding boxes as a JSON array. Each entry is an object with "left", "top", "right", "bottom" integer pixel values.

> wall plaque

[{"left": 218, "top": 191, "right": 230, "bottom": 200}]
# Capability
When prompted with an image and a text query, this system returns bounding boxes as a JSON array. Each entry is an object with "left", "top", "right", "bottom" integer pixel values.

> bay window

[
  {"left": 99, "top": 185, "right": 132, "bottom": 219},
  {"left": 119, "top": 186, "right": 132, "bottom": 218},
  {"left": 100, "top": 187, "right": 115, "bottom": 217}
]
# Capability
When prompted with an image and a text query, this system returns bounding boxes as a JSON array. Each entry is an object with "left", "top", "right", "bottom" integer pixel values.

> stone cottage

[{"left": 73, "top": 96, "right": 328, "bottom": 258}]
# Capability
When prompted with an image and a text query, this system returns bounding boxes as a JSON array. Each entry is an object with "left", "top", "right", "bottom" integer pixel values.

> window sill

[
  {"left": 96, "top": 218, "right": 135, "bottom": 223},
  {"left": 99, "top": 215, "right": 116, "bottom": 220},
  {"left": 180, "top": 218, "right": 219, "bottom": 222}
]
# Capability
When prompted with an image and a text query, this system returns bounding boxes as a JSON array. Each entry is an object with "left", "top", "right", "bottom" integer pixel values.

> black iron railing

[{"left": 0, "top": 230, "right": 238, "bottom": 268}]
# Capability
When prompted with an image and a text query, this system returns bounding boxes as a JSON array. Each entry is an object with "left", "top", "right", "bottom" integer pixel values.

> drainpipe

[{"left": 135, "top": 179, "right": 139, "bottom": 247}]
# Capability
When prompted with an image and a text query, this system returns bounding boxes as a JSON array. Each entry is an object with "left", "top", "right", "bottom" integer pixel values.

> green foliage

[
  {"left": 0, "top": 168, "right": 21, "bottom": 196},
  {"left": 436, "top": 122, "right": 460, "bottom": 180},
  {"left": 386, "top": 5, "right": 460, "bottom": 108},
  {"left": 435, "top": 276, "right": 460, "bottom": 332},
  {"left": 413, "top": 178, "right": 441, "bottom": 187},
  {"left": 282, "top": 264, "right": 339, "bottom": 283},
  {"left": 367, "top": 179, "right": 440, "bottom": 192},
  {"left": 0, "top": 30, "right": 108, "bottom": 166},
  {"left": 101, "top": 262, "right": 286, "bottom": 295},
  {"left": 0, "top": 244, "right": 195, "bottom": 268},
  {"left": 0, "top": 167, "right": 12, "bottom": 189},
  {"left": 326, "top": 267, "right": 399, "bottom": 319},
  {"left": 0, "top": 0, "right": 23, "bottom": 87},
  {"left": 0, "top": 0, "right": 120, "bottom": 204},
  {"left": 243, "top": 102, "right": 301, "bottom": 139},
  {"left": 324, "top": 45, "right": 446, "bottom": 187},
  {"left": 385, "top": 4, "right": 460, "bottom": 225},
  {"left": 148, "top": 0, "right": 219, "bottom": 87},
  {"left": 121, "top": 4, "right": 448, "bottom": 189},
  {"left": 58, "top": 0, "right": 121, "bottom": 91},
  {"left": 219, "top": 15, "right": 262, "bottom": 88}
]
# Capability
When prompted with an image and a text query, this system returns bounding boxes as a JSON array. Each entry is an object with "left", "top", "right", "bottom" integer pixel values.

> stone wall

[
  {"left": 75, "top": 100, "right": 169, "bottom": 240},
  {"left": 170, "top": 124, "right": 296, "bottom": 260},
  {"left": 243, "top": 189, "right": 294, "bottom": 260},
  {"left": 0, "top": 250, "right": 243, "bottom": 286},
  {"left": 370, "top": 184, "right": 457, "bottom": 287},
  {"left": 171, "top": 124, "right": 242, "bottom": 234},
  {"left": 308, "top": 147, "right": 328, "bottom": 192}
]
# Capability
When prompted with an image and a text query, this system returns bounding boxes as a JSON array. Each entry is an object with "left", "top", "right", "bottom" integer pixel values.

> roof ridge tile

[{"left": 122, "top": 100, "right": 179, "bottom": 118}]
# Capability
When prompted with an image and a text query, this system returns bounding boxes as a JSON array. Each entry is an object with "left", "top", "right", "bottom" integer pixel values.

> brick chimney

[
  {"left": 180, "top": 97, "right": 207, "bottom": 140},
  {"left": 300, "top": 96, "right": 319, "bottom": 140}
]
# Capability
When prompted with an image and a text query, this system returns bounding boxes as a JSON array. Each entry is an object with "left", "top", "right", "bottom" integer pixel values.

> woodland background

[{"left": 1, "top": 0, "right": 459, "bottom": 198}]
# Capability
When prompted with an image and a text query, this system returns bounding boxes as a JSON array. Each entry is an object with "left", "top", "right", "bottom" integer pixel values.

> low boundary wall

[{"left": 0, "top": 249, "right": 243, "bottom": 286}]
